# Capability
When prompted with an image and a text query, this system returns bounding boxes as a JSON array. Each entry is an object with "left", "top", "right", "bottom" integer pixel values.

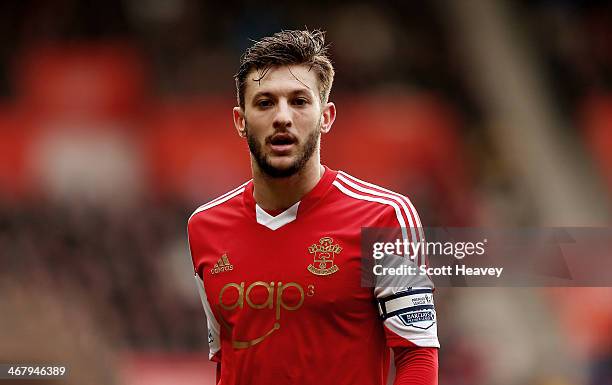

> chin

[
  {"left": 267, "top": 156, "right": 297, "bottom": 170},
  {"left": 260, "top": 157, "right": 302, "bottom": 178}
]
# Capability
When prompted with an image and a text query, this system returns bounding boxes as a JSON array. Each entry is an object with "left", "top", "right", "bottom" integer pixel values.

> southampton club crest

[{"left": 307, "top": 237, "right": 341, "bottom": 276}]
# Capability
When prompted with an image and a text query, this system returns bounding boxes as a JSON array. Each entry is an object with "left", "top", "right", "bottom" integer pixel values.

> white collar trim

[{"left": 255, "top": 202, "right": 300, "bottom": 230}]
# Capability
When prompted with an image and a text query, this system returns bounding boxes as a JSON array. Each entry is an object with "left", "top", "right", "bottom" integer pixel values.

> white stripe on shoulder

[
  {"left": 332, "top": 180, "right": 409, "bottom": 246},
  {"left": 205, "top": 180, "right": 250, "bottom": 207},
  {"left": 336, "top": 173, "right": 418, "bottom": 239},
  {"left": 338, "top": 171, "right": 422, "bottom": 228},
  {"left": 338, "top": 171, "right": 426, "bottom": 265},
  {"left": 189, "top": 181, "right": 249, "bottom": 221}
]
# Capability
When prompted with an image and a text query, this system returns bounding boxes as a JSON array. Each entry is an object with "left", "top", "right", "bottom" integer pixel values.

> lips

[{"left": 268, "top": 133, "right": 297, "bottom": 154}]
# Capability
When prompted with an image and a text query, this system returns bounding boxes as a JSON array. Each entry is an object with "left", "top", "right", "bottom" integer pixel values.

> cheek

[
  {"left": 244, "top": 112, "right": 269, "bottom": 131},
  {"left": 295, "top": 109, "right": 322, "bottom": 127}
]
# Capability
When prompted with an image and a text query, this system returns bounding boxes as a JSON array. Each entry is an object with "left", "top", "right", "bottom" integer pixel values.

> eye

[
  {"left": 293, "top": 97, "right": 309, "bottom": 106},
  {"left": 256, "top": 99, "right": 273, "bottom": 108}
]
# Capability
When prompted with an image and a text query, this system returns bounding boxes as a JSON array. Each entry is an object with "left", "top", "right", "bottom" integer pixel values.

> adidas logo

[{"left": 211, "top": 253, "right": 234, "bottom": 275}]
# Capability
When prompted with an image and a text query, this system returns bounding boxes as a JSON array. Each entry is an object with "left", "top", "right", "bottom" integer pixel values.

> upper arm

[
  {"left": 188, "top": 216, "right": 223, "bottom": 361},
  {"left": 372, "top": 203, "right": 440, "bottom": 349}
]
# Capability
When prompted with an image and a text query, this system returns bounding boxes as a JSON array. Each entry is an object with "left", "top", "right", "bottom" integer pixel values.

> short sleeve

[
  {"left": 194, "top": 273, "right": 222, "bottom": 361},
  {"left": 188, "top": 218, "right": 222, "bottom": 361},
  {"left": 373, "top": 203, "right": 440, "bottom": 349}
]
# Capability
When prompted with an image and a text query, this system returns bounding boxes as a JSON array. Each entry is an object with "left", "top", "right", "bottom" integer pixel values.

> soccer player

[{"left": 187, "top": 29, "right": 439, "bottom": 385}]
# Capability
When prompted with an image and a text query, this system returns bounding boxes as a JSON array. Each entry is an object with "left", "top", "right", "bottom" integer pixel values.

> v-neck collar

[{"left": 243, "top": 165, "right": 337, "bottom": 230}]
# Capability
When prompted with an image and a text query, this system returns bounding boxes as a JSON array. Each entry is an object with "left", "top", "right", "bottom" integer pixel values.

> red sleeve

[{"left": 393, "top": 347, "right": 438, "bottom": 385}]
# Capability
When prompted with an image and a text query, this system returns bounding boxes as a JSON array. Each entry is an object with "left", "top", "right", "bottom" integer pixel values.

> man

[{"left": 187, "top": 29, "right": 439, "bottom": 385}]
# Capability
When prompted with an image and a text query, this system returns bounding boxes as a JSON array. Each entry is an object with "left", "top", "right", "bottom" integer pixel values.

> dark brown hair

[{"left": 235, "top": 29, "right": 335, "bottom": 109}]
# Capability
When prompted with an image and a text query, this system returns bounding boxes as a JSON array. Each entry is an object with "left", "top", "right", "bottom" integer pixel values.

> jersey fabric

[{"left": 187, "top": 166, "right": 439, "bottom": 385}]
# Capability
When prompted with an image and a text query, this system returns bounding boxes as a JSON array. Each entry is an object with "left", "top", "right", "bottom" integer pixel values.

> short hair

[{"left": 235, "top": 29, "right": 335, "bottom": 109}]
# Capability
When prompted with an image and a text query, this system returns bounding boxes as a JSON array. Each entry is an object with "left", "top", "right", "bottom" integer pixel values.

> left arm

[
  {"left": 372, "top": 203, "right": 440, "bottom": 384},
  {"left": 393, "top": 346, "right": 438, "bottom": 385}
]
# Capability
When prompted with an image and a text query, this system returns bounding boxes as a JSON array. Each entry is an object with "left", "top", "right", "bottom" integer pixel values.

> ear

[
  {"left": 233, "top": 107, "right": 246, "bottom": 138},
  {"left": 320, "top": 102, "right": 336, "bottom": 134}
]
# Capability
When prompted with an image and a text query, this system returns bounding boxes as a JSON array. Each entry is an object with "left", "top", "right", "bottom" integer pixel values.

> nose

[{"left": 273, "top": 100, "right": 292, "bottom": 130}]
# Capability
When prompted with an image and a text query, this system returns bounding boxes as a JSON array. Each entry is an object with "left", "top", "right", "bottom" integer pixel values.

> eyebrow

[{"left": 251, "top": 88, "right": 313, "bottom": 101}]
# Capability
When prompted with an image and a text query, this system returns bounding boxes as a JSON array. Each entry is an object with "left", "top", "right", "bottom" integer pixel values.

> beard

[{"left": 246, "top": 122, "right": 320, "bottom": 179}]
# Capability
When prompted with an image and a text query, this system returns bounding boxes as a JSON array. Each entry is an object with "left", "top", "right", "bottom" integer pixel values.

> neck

[{"left": 251, "top": 156, "right": 324, "bottom": 211}]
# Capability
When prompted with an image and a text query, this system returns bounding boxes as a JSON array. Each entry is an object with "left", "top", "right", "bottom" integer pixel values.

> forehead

[{"left": 244, "top": 64, "right": 319, "bottom": 99}]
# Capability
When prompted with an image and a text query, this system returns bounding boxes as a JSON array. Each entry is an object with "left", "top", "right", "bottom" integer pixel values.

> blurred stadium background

[{"left": 0, "top": 0, "right": 611, "bottom": 384}]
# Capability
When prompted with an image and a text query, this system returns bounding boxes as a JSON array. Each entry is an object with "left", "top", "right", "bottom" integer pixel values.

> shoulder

[
  {"left": 330, "top": 170, "right": 422, "bottom": 228},
  {"left": 188, "top": 180, "right": 250, "bottom": 226}
]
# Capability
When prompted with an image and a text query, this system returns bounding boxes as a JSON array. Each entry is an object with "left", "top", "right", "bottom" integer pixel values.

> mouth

[{"left": 267, "top": 133, "right": 297, "bottom": 155}]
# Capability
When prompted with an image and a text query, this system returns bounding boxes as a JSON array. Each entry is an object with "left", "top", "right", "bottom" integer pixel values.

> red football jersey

[{"left": 187, "top": 166, "right": 439, "bottom": 385}]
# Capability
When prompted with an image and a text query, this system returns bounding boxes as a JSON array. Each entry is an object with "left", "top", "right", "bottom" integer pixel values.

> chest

[{"left": 199, "top": 215, "right": 371, "bottom": 320}]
